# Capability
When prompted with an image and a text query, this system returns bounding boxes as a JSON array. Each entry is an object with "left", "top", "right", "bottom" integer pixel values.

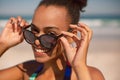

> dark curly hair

[{"left": 37, "top": 0, "right": 87, "bottom": 24}]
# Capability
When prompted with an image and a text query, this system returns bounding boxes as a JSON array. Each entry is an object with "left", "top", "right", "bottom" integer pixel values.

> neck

[{"left": 43, "top": 54, "right": 67, "bottom": 77}]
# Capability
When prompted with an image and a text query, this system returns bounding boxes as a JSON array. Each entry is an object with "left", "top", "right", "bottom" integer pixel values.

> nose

[
  {"left": 34, "top": 39, "right": 40, "bottom": 46},
  {"left": 34, "top": 32, "right": 44, "bottom": 48}
]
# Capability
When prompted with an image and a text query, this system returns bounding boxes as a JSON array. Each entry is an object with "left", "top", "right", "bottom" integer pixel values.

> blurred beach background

[{"left": 0, "top": 0, "right": 120, "bottom": 80}]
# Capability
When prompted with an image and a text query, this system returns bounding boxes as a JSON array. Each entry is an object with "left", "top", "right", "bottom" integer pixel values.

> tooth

[{"left": 35, "top": 49, "right": 45, "bottom": 53}]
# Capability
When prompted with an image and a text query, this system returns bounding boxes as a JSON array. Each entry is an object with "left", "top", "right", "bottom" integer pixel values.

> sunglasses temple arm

[
  {"left": 57, "top": 34, "right": 64, "bottom": 39},
  {"left": 17, "top": 24, "right": 30, "bottom": 32},
  {"left": 16, "top": 21, "right": 30, "bottom": 30}
]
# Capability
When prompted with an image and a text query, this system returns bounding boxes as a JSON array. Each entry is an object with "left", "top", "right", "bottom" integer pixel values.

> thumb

[{"left": 60, "top": 36, "right": 75, "bottom": 64}]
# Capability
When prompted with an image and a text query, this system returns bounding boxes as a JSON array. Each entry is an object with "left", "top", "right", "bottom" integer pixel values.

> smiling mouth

[
  {"left": 33, "top": 48, "right": 46, "bottom": 57},
  {"left": 35, "top": 48, "right": 45, "bottom": 53},
  {"left": 34, "top": 47, "right": 51, "bottom": 54},
  {"left": 35, "top": 48, "right": 48, "bottom": 53}
]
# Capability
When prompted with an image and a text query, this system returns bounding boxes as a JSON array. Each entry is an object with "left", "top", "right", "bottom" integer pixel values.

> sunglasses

[{"left": 22, "top": 24, "right": 63, "bottom": 52}]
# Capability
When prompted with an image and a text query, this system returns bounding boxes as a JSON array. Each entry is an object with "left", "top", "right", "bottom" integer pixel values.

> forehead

[{"left": 32, "top": 5, "right": 70, "bottom": 31}]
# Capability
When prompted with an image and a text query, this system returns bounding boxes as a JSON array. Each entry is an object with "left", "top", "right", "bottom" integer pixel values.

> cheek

[{"left": 51, "top": 41, "right": 64, "bottom": 57}]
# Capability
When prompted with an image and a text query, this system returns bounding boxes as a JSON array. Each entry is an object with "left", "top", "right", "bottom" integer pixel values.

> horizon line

[{"left": 0, "top": 15, "right": 120, "bottom": 19}]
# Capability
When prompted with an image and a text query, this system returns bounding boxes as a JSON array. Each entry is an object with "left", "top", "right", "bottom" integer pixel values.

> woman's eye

[
  {"left": 31, "top": 27, "right": 39, "bottom": 33},
  {"left": 48, "top": 31, "right": 57, "bottom": 35}
]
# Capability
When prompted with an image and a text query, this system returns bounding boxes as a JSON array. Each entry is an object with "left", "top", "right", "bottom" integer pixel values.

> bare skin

[{"left": 0, "top": 5, "right": 105, "bottom": 80}]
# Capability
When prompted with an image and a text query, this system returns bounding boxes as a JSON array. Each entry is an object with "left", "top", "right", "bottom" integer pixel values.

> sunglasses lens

[
  {"left": 39, "top": 35, "right": 57, "bottom": 49},
  {"left": 23, "top": 25, "right": 61, "bottom": 51},
  {"left": 23, "top": 30, "right": 36, "bottom": 44}
]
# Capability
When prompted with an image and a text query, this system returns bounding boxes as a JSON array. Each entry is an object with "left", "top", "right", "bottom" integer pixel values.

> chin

[
  {"left": 33, "top": 50, "right": 55, "bottom": 63},
  {"left": 33, "top": 52, "right": 52, "bottom": 63},
  {"left": 35, "top": 57, "right": 50, "bottom": 63}
]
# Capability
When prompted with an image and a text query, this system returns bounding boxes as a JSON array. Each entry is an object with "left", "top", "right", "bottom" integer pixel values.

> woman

[{"left": 0, "top": 0, "right": 105, "bottom": 80}]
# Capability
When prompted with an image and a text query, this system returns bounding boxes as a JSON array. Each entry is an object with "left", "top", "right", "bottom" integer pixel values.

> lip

[
  {"left": 34, "top": 51, "right": 46, "bottom": 57},
  {"left": 33, "top": 48, "right": 47, "bottom": 57}
]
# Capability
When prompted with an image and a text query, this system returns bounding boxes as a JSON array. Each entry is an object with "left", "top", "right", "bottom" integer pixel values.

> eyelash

[
  {"left": 31, "top": 27, "right": 57, "bottom": 36},
  {"left": 31, "top": 28, "right": 39, "bottom": 34},
  {"left": 47, "top": 31, "right": 57, "bottom": 35}
]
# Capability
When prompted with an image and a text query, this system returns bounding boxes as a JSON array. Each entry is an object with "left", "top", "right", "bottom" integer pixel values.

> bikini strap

[
  {"left": 29, "top": 64, "right": 44, "bottom": 80},
  {"left": 29, "top": 63, "right": 72, "bottom": 80},
  {"left": 64, "top": 62, "right": 72, "bottom": 80}
]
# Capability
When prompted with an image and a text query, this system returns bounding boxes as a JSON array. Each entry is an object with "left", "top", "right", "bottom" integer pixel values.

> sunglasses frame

[{"left": 22, "top": 24, "right": 63, "bottom": 50}]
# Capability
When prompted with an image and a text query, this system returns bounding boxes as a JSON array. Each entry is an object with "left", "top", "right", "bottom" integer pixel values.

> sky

[{"left": 0, "top": 0, "right": 120, "bottom": 18}]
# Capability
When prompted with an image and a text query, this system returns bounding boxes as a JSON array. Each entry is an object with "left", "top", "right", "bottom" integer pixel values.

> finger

[
  {"left": 17, "top": 18, "right": 27, "bottom": 27},
  {"left": 70, "top": 24, "right": 89, "bottom": 41},
  {"left": 19, "top": 19, "right": 26, "bottom": 27},
  {"left": 6, "top": 18, "right": 14, "bottom": 28},
  {"left": 17, "top": 16, "right": 23, "bottom": 27},
  {"left": 60, "top": 37, "right": 74, "bottom": 63},
  {"left": 78, "top": 22, "right": 93, "bottom": 41},
  {"left": 25, "top": 22, "right": 29, "bottom": 26},
  {"left": 7, "top": 18, "right": 13, "bottom": 24},
  {"left": 17, "top": 16, "right": 24, "bottom": 29},
  {"left": 61, "top": 31, "right": 79, "bottom": 39},
  {"left": 61, "top": 31, "right": 80, "bottom": 46},
  {"left": 18, "top": 27, "right": 22, "bottom": 35},
  {"left": 10, "top": 17, "right": 18, "bottom": 24},
  {"left": 10, "top": 17, "right": 18, "bottom": 32},
  {"left": 17, "top": 16, "right": 29, "bottom": 28},
  {"left": 70, "top": 24, "right": 87, "bottom": 36},
  {"left": 17, "top": 16, "right": 22, "bottom": 23}
]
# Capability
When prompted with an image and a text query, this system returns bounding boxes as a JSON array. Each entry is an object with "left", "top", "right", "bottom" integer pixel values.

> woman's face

[{"left": 32, "top": 5, "right": 70, "bottom": 62}]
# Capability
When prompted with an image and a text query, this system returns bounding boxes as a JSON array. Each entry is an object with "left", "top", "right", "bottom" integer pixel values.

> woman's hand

[
  {"left": 0, "top": 16, "right": 29, "bottom": 50},
  {"left": 60, "top": 22, "right": 93, "bottom": 80}
]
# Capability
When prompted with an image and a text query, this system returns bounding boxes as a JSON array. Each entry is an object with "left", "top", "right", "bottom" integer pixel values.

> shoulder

[
  {"left": 88, "top": 66, "right": 105, "bottom": 80},
  {"left": 0, "top": 65, "right": 24, "bottom": 80},
  {"left": 0, "top": 60, "right": 40, "bottom": 80}
]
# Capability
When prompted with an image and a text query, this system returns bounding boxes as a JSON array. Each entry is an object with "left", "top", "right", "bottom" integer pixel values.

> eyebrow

[
  {"left": 31, "top": 23, "right": 59, "bottom": 30},
  {"left": 44, "top": 26, "right": 59, "bottom": 30}
]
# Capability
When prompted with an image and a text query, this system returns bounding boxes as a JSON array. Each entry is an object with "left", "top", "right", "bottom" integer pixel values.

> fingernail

[
  {"left": 25, "top": 22, "right": 29, "bottom": 26},
  {"left": 77, "top": 23, "right": 81, "bottom": 27},
  {"left": 20, "top": 23, "right": 23, "bottom": 26}
]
